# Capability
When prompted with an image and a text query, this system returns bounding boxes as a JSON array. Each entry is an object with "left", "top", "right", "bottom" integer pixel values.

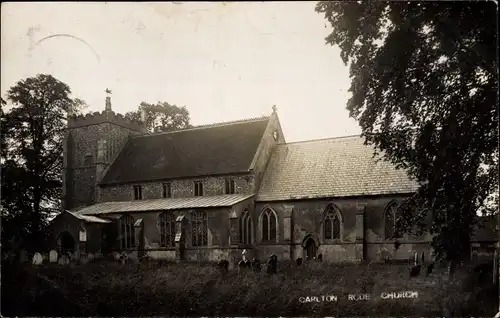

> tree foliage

[
  {"left": 1, "top": 74, "right": 88, "bottom": 252},
  {"left": 316, "top": 1, "right": 498, "bottom": 262},
  {"left": 125, "top": 101, "right": 192, "bottom": 133}
]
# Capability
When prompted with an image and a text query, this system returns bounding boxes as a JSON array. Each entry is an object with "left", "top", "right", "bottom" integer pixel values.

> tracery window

[
  {"left": 239, "top": 209, "right": 252, "bottom": 244},
  {"left": 261, "top": 208, "right": 277, "bottom": 242},
  {"left": 384, "top": 202, "right": 402, "bottom": 240},
  {"left": 159, "top": 212, "right": 176, "bottom": 247},
  {"left": 324, "top": 204, "right": 343, "bottom": 240},
  {"left": 191, "top": 211, "right": 208, "bottom": 247},
  {"left": 120, "top": 214, "right": 135, "bottom": 249}
]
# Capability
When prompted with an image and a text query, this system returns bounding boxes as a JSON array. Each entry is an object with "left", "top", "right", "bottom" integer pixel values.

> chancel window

[
  {"left": 191, "top": 211, "right": 208, "bottom": 247},
  {"left": 261, "top": 208, "right": 277, "bottom": 242},
  {"left": 119, "top": 214, "right": 135, "bottom": 249},
  {"left": 194, "top": 181, "right": 204, "bottom": 197},
  {"left": 384, "top": 203, "right": 402, "bottom": 240},
  {"left": 225, "top": 179, "right": 236, "bottom": 194},
  {"left": 159, "top": 212, "right": 176, "bottom": 247},
  {"left": 239, "top": 209, "right": 252, "bottom": 244},
  {"left": 133, "top": 185, "right": 142, "bottom": 200},
  {"left": 324, "top": 204, "right": 343, "bottom": 240}
]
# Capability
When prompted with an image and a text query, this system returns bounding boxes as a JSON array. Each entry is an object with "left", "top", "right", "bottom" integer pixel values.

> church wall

[
  {"left": 103, "top": 197, "right": 254, "bottom": 265},
  {"left": 98, "top": 174, "right": 255, "bottom": 202},
  {"left": 255, "top": 194, "right": 432, "bottom": 263}
]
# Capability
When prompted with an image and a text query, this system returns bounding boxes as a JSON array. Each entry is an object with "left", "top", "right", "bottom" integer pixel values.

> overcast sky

[{"left": 1, "top": 2, "right": 361, "bottom": 142}]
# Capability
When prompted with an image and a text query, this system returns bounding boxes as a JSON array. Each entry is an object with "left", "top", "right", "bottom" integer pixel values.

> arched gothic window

[
  {"left": 239, "top": 209, "right": 252, "bottom": 244},
  {"left": 159, "top": 212, "right": 176, "bottom": 247},
  {"left": 119, "top": 214, "right": 135, "bottom": 249},
  {"left": 191, "top": 211, "right": 208, "bottom": 247},
  {"left": 384, "top": 203, "right": 401, "bottom": 240},
  {"left": 261, "top": 208, "right": 277, "bottom": 242},
  {"left": 324, "top": 204, "right": 343, "bottom": 240}
]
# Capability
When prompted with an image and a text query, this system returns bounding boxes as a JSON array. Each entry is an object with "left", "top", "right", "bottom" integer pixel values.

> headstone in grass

[
  {"left": 113, "top": 251, "right": 120, "bottom": 261},
  {"left": 252, "top": 258, "right": 261, "bottom": 273},
  {"left": 410, "top": 264, "right": 422, "bottom": 277},
  {"left": 88, "top": 252, "right": 95, "bottom": 261},
  {"left": 267, "top": 255, "right": 277, "bottom": 274},
  {"left": 238, "top": 259, "right": 247, "bottom": 272},
  {"left": 59, "top": 254, "right": 70, "bottom": 265},
  {"left": 317, "top": 253, "right": 323, "bottom": 262},
  {"left": 296, "top": 257, "right": 303, "bottom": 266},
  {"left": 80, "top": 253, "right": 89, "bottom": 264},
  {"left": 217, "top": 259, "right": 229, "bottom": 273},
  {"left": 49, "top": 250, "right": 58, "bottom": 263},
  {"left": 32, "top": 252, "right": 43, "bottom": 265},
  {"left": 426, "top": 262, "right": 435, "bottom": 276},
  {"left": 120, "top": 252, "right": 128, "bottom": 265}
]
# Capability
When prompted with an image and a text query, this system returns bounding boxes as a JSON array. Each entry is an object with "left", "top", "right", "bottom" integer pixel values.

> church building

[{"left": 50, "top": 94, "right": 495, "bottom": 264}]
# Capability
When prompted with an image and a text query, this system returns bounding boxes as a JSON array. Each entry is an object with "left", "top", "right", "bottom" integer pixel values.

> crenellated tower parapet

[
  {"left": 63, "top": 89, "right": 147, "bottom": 210},
  {"left": 68, "top": 110, "right": 147, "bottom": 133}
]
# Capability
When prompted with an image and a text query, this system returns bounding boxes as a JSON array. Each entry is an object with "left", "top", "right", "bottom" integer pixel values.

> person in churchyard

[{"left": 296, "top": 257, "right": 303, "bottom": 266}]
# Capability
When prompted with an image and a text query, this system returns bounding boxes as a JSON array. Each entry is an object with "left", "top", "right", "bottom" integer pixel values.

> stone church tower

[{"left": 62, "top": 90, "right": 147, "bottom": 210}]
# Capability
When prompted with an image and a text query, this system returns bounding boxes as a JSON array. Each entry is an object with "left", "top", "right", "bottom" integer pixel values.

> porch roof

[
  {"left": 71, "top": 194, "right": 255, "bottom": 216},
  {"left": 65, "top": 211, "right": 112, "bottom": 223}
]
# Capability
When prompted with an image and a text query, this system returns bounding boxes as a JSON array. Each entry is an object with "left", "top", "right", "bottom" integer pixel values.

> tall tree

[
  {"left": 316, "top": 2, "right": 498, "bottom": 267},
  {"left": 1, "top": 74, "right": 88, "bottom": 252},
  {"left": 125, "top": 101, "right": 192, "bottom": 133}
]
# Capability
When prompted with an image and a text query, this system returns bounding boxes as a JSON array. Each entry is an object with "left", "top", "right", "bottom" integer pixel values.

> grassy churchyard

[{"left": 1, "top": 259, "right": 497, "bottom": 316}]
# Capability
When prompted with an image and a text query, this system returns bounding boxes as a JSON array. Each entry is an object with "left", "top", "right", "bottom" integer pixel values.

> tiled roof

[
  {"left": 257, "top": 135, "right": 420, "bottom": 201},
  {"left": 100, "top": 117, "right": 270, "bottom": 185},
  {"left": 72, "top": 194, "right": 254, "bottom": 215}
]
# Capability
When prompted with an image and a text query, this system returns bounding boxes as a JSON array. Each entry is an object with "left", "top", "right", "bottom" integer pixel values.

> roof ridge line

[
  {"left": 283, "top": 134, "right": 363, "bottom": 145},
  {"left": 132, "top": 115, "right": 271, "bottom": 138}
]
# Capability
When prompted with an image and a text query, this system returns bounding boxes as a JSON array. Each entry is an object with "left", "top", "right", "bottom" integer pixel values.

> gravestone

[
  {"left": 80, "top": 253, "right": 89, "bottom": 264},
  {"left": 296, "top": 257, "right": 303, "bottom": 266},
  {"left": 88, "top": 252, "right": 95, "bottom": 261},
  {"left": 238, "top": 259, "right": 247, "bottom": 272},
  {"left": 217, "top": 259, "right": 229, "bottom": 273},
  {"left": 251, "top": 258, "right": 261, "bottom": 273},
  {"left": 49, "top": 250, "right": 58, "bottom": 263},
  {"left": 113, "top": 252, "right": 121, "bottom": 261},
  {"left": 120, "top": 252, "right": 128, "bottom": 265},
  {"left": 32, "top": 252, "right": 43, "bottom": 265},
  {"left": 317, "top": 253, "right": 323, "bottom": 262},
  {"left": 267, "top": 254, "right": 277, "bottom": 274},
  {"left": 410, "top": 264, "right": 422, "bottom": 278},
  {"left": 59, "top": 254, "right": 70, "bottom": 265},
  {"left": 426, "top": 262, "right": 435, "bottom": 276}
]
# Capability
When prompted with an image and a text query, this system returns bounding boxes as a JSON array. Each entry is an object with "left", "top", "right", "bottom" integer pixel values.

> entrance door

[
  {"left": 304, "top": 237, "right": 317, "bottom": 260},
  {"left": 57, "top": 231, "right": 75, "bottom": 254}
]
